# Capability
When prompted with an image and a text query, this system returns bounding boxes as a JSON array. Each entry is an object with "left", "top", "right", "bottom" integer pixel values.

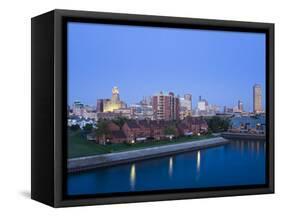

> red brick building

[
  {"left": 109, "top": 130, "right": 127, "bottom": 143},
  {"left": 122, "top": 120, "right": 151, "bottom": 143},
  {"left": 181, "top": 117, "right": 208, "bottom": 134},
  {"left": 107, "top": 121, "right": 120, "bottom": 131},
  {"left": 148, "top": 120, "right": 178, "bottom": 140},
  {"left": 95, "top": 117, "right": 208, "bottom": 144}
]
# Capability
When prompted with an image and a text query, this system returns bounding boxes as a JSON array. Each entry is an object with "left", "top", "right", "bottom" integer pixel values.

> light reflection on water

[
  {"left": 196, "top": 150, "right": 201, "bottom": 180},
  {"left": 130, "top": 164, "right": 136, "bottom": 190},
  {"left": 197, "top": 151, "right": 201, "bottom": 173},
  {"left": 168, "top": 157, "right": 173, "bottom": 178},
  {"left": 68, "top": 139, "right": 266, "bottom": 195}
]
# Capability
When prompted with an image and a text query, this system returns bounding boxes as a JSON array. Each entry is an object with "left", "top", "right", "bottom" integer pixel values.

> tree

[
  {"left": 164, "top": 125, "right": 176, "bottom": 136},
  {"left": 220, "top": 118, "right": 230, "bottom": 131},
  {"left": 94, "top": 120, "right": 110, "bottom": 145},
  {"left": 112, "top": 116, "right": 128, "bottom": 129},
  {"left": 83, "top": 123, "right": 93, "bottom": 133},
  {"left": 206, "top": 116, "right": 230, "bottom": 133},
  {"left": 69, "top": 124, "right": 80, "bottom": 131}
]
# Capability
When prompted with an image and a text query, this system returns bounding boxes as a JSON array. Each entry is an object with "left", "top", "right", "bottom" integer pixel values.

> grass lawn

[
  {"left": 68, "top": 130, "right": 216, "bottom": 158},
  {"left": 68, "top": 130, "right": 109, "bottom": 158}
]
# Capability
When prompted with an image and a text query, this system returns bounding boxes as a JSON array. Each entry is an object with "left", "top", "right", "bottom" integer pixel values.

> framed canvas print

[{"left": 31, "top": 9, "right": 274, "bottom": 207}]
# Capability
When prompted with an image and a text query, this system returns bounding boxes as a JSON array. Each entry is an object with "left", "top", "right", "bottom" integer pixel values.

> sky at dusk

[{"left": 67, "top": 22, "right": 266, "bottom": 112}]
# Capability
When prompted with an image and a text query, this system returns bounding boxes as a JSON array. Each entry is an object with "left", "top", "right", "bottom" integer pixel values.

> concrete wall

[{"left": 68, "top": 137, "right": 229, "bottom": 173}]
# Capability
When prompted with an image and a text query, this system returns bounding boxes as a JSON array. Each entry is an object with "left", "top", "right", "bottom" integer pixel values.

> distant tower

[
  {"left": 103, "top": 86, "right": 124, "bottom": 112},
  {"left": 184, "top": 94, "right": 192, "bottom": 101},
  {"left": 96, "top": 99, "right": 104, "bottom": 112},
  {"left": 179, "top": 94, "right": 192, "bottom": 119},
  {"left": 72, "top": 101, "right": 84, "bottom": 116},
  {"left": 238, "top": 100, "right": 243, "bottom": 112},
  {"left": 111, "top": 86, "right": 120, "bottom": 103},
  {"left": 253, "top": 84, "right": 262, "bottom": 113},
  {"left": 197, "top": 96, "right": 208, "bottom": 112},
  {"left": 223, "top": 106, "right": 227, "bottom": 114}
]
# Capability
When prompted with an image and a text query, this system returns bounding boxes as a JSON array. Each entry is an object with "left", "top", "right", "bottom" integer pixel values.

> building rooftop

[
  {"left": 111, "top": 130, "right": 126, "bottom": 139},
  {"left": 126, "top": 120, "right": 141, "bottom": 129}
]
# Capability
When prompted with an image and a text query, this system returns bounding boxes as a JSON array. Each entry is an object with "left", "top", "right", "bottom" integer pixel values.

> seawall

[
  {"left": 221, "top": 132, "right": 266, "bottom": 140},
  {"left": 68, "top": 137, "right": 229, "bottom": 173}
]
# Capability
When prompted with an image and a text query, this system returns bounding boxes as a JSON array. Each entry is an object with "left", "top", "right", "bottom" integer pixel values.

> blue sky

[{"left": 67, "top": 22, "right": 266, "bottom": 112}]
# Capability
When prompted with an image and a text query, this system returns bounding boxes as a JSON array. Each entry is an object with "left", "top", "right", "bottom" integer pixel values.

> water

[
  {"left": 231, "top": 115, "right": 265, "bottom": 128},
  {"left": 67, "top": 139, "right": 266, "bottom": 195}
]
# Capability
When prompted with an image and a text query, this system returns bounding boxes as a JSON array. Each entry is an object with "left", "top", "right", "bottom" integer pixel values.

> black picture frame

[{"left": 31, "top": 9, "right": 274, "bottom": 207}]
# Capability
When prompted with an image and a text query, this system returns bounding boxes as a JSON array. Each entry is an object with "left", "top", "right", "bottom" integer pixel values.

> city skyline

[
  {"left": 68, "top": 22, "right": 266, "bottom": 112},
  {"left": 69, "top": 83, "right": 263, "bottom": 115}
]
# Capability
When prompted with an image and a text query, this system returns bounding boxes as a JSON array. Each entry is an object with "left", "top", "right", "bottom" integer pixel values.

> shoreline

[
  {"left": 221, "top": 132, "right": 266, "bottom": 140},
  {"left": 68, "top": 137, "right": 229, "bottom": 173}
]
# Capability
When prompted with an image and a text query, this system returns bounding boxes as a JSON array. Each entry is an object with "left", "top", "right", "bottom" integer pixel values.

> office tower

[
  {"left": 180, "top": 94, "right": 192, "bottom": 118},
  {"left": 253, "top": 84, "right": 262, "bottom": 113},
  {"left": 102, "top": 86, "right": 126, "bottom": 112},
  {"left": 198, "top": 97, "right": 208, "bottom": 111},
  {"left": 72, "top": 101, "right": 84, "bottom": 116},
  {"left": 96, "top": 99, "right": 104, "bottom": 112},
  {"left": 238, "top": 100, "right": 243, "bottom": 112}
]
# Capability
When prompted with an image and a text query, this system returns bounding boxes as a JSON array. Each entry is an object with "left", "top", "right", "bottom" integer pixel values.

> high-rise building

[
  {"left": 130, "top": 103, "right": 154, "bottom": 120},
  {"left": 96, "top": 99, "right": 111, "bottom": 112},
  {"left": 223, "top": 106, "right": 227, "bottom": 114},
  {"left": 102, "top": 86, "right": 126, "bottom": 112},
  {"left": 238, "top": 100, "right": 243, "bottom": 112},
  {"left": 111, "top": 86, "right": 120, "bottom": 103},
  {"left": 208, "top": 104, "right": 220, "bottom": 114},
  {"left": 184, "top": 94, "right": 192, "bottom": 111},
  {"left": 253, "top": 84, "right": 262, "bottom": 113},
  {"left": 180, "top": 94, "right": 192, "bottom": 119},
  {"left": 152, "top": 91, "right": 180, "bottom": 120},
  {"left": 198, "top": 96, "right": 208, "bottom": 111},
  {"left": 140, "top": 96, "right": 152, "bottom": 106},
  {"left": 96, "top": 99, "right": 104, "bottom": 112},
  {"left": 72, "top": 101, "right": 84, "bottom": 116}
]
